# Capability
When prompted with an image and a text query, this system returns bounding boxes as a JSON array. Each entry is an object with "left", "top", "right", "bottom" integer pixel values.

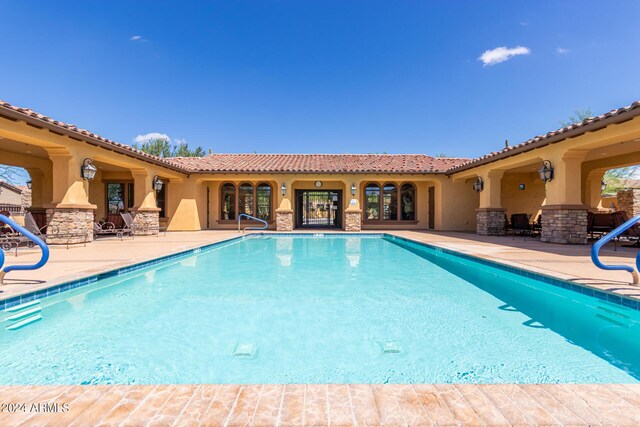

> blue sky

[{"left": 1, "top": 1, "right": 639, "bottom": 158}]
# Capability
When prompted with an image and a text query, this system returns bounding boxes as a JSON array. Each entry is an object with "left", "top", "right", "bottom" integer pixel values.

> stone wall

[
  {"left": 476, "top": 209, "right": 506, "bottom": 235},
  {"left": 132, "top": 210, "right": 160, "bottom": 236},
  {"left": 46, "top": 208, "right": 94, "bottom": 245},
  {"left": 276, "top": 210, "right": 293, "bottom": 231},
  {"left": 541, "top": 208, "right": 587, "bottom": 244},
  {"left": 345, "top": 211, "right": 362, "bottom": 232},
  {"left": 617, "top": 189, "right": 640, "bottom": 219}
]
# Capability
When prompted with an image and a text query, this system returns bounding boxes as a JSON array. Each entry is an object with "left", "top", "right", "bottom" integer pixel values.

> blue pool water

[{"left": 1, "top": 234, "right": 640, "bottom": 385}]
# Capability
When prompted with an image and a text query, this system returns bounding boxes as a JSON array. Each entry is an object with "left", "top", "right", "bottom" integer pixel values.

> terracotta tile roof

[
  {"left": 2, "top": 98, "right": 640, "bottom": 175},
  {"left": 0, "top": 100, "right": 184, "bottom": 172},
  {"left": 448, "top": 100, "right": 640, "bottom": 173},
  {"left": 169, "top": 153, "right": 468, "bottom": 173}
]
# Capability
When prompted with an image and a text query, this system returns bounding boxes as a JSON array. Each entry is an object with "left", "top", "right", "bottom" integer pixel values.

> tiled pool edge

[
  {"left": 385, "top": 233, "right": 640, "bottom": 311},
  {"left": 0, "top": 235, "right": 247, "bottom": 310}
]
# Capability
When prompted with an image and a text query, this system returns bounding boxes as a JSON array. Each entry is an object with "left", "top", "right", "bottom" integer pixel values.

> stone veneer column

[
  {"left": 617, "top": 189, "right": 640, "bottom": 219},
  {"left": 131, "top": 209, "right": 160, "bottom": 235},
  {"left": 540, "top": 206, "right": 588, "bottom": 244},
  {"left": 275, "top": 208, "right": 294, "bottom": 231},
  {"left": 476, "top": 208, "right": 506, "bottom": 235},
  {"left": 45, "top": 207, "right": 94, "bottom": 244},
  {"left": 344, "top": 209, "right": 362, "bottom": 232}
]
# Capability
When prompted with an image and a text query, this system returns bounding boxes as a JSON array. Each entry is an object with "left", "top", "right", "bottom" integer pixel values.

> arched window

[
  {"left": 363, "top": 182, "right": 416, "bottom": 222},
  {"left": 238, "top": 183, "right": 254, "bottom": 216},
  {"left": 400, "top": 183, "right": 416, "bottom": 221},
  {"left": 383, "top": 184, "right": 398, "bottom": 220},
  {"left": 221, "top": 183, "right": 236, "bottom": 220},
  {"left": 256, "top": 183, "right": 272, "bottom": 220},
  {"left": 220, "top": 182, "right": 273, "bottom": 221},
  {"left": 365, "top": 184, "right": 380, "bottom": 220}
]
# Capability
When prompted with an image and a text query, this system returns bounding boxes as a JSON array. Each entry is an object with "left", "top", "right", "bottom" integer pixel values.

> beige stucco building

[{"left": 1, "top": 99, "right": 639, "bottom": 245}]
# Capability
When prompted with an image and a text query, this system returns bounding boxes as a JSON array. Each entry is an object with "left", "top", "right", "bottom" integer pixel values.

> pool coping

[{"left": 1, "top": 231, "right": 639, "bottom": 313}]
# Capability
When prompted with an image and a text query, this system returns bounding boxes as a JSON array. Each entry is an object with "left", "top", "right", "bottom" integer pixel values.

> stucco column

[
  {"left": 541, "top": 151, "right": 588, "bottom": 244},
  {"left": 42, "top": 148, "right": 96, "bottom": 245},
  {"left": 25, "top": 168, "right": 45, "bottom": 209},
  {"left": 166, "top": 178, "right": 202, "bottom": 231},
  {"left": 344, "top": 179, "right": 362, "bottom": 232},
  {"left": 584, "top": 170, "right": 606, "bottom": 210},
  {"left": 130, "top": 170, "right": 160, "bottom": 235},
  {"left": 275, "top": 179, "right": 294, "bottom": 231},
  {"left": 476, "top": 170, "right": 506, "bottom": 235}
]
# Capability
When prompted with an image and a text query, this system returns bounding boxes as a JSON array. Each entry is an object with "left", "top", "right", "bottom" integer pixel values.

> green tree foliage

[
  {"left": 132, "top": 137, "right": 206, "bottom": 158},
  {"left": 603, "top": 166, "right": 639, "bottom": 194},
  {"left": 560, "top": 108, "right": 594, "bottom": 127}
]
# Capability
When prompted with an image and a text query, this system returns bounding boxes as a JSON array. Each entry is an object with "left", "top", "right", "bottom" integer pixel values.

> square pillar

[
  {"left": 276, "top": 179, "right": 294, "bottom": 231},
  {"left": 131, "top": 170, "right": 160, "bottom": 235},
  {"left": 476, "top": 208, "right": 506, "bottom": 235},
  {"left": 44, "top": 148, "right": 96, "bottom": 245},
  {"left": 476, "top": 170, "right": 506, "bottom": 235},
  {"left": 540, "top": 206, "right": 588, "bottom": 244},
  {"left": 617, "top": 189, "right": 640, "bottom": 218}
]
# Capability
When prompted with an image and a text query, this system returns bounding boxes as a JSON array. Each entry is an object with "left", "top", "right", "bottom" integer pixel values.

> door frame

[{"left": 295, "top": 190, "right": 343, "bottom": 229}]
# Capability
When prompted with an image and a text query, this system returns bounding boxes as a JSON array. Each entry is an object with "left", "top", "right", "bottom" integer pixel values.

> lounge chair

[
  {"left": 612, "top": 211, "right": 640, "bottom": 248},
  {"left": 93, "top": 221, "right": 126, "bottom": 239},
  {"left": 121, "top": 212, "right": 159, "bottom": 237}
]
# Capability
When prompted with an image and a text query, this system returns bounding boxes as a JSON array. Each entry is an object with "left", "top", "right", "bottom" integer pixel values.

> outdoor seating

[
  {"left": 510, "top": 213, "right": 532, "bottom": 237},
  {"left": 93, "top": 221, "right": 127, "bottom": 239},
  {"left": 587, "top": 211, "right": 616, "bottom": 238},
  {"left": 612, "top": 211, "right": 640, "bottom": 247},
  {"left": 121, "top": 212, "right": 161, "bottom": 237}
]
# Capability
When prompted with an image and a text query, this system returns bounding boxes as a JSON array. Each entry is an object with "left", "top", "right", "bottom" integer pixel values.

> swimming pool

[{"left": 1, "top": 234, "right": 639, "bottom": 385}]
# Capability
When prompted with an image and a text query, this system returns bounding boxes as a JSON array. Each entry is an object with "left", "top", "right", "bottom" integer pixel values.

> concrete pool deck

[
  {"left": 2, "top": 383, "right": 640, "bottom": 426},
  {"left": 2, "top": 230, "right": 640, "bottom": 425}
]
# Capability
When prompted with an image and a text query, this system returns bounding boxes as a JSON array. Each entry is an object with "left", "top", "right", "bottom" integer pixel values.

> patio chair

[
  {"left": 24, "top": 211, "right": 48, "bottom": 239},
  {"left": 587, "top": 211, "right": 615, "bottom": 239},
  {"left": 121, "top": 211, "right": 159, "bottom": 237},
  {"left": 612, "top": 211, "right": 640, "bottom": 248},
  {"left": 93, "top": 221, "right": 126, "bottom": 239},
  {"left": 510, "top": 213, "right": 531, "bottom": 238},
  {"left": 0, "top": 210, "right": 15, "bottom": 235}
]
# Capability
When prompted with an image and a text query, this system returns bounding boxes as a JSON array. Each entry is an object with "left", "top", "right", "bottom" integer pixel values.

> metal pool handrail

[
  {"left": 237, "top": 214, "right": 268, "bottom": 233},
  {"left": 0, "top": 214, "right": 50, "bottom": 284},
  {"left": 590, "top": 213, "right": 640, "bottom": 284}
]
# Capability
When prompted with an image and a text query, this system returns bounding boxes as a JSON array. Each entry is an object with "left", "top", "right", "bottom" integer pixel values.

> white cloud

[
  {"left": 130, "top": 35, "right": 148, "bottom": 42},
  {"left": 556, "top": 47, "right": 570, "bottom": 55},
  {"left": 134, "top": 132, "right": 171, "bottom": 143},
  {"left": 478, "top": 46, "right": 531, "bottom": 66}
]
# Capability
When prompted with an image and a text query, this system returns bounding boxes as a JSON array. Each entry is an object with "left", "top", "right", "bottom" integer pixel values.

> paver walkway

[{"left": 2, "top": 384, "right": 640, "bottom": 426}]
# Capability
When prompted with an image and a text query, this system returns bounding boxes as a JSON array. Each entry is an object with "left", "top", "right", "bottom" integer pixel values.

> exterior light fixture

[
  {"left": 81, "top": 158, "right": 97, "bottom": 181},
  {"left": 26, "top": 180, "right": 32, "bottom": 190},
  {"left": 152, "top": 176, "right": 164, "bottom": 192},
  {"left": 351, "top": 183, "right": 357, "bottom": 196},
  {"left": 472, "top": 176, "right": 484, "bottom": 192},
  {"left": 601, "top": 179, "right": 607, "bottom": 192},
  {"left": 280, "top": 182, "right": 287, "bottom": 196},
  {"left": 538, "top": 160, "right": 554, "bottom": 182}
]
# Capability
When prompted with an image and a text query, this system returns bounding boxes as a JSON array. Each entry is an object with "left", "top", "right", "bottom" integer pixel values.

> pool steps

[
  {"left": 5, "top": 299, "right": 41, "bottom": 312},
  {"left": 4, "top": 300, "right": 42, "bottom": 330},
  {"left": 5, "top": 315, "right": 42, "bottom": 331}
]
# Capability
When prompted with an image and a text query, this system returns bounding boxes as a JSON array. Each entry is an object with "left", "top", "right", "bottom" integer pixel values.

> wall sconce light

[
  {"left": 601, "top": 179, "right": 607, "bottom": 192},
  {"left": 472, "top": 176, "right": 484, "bottom": 192},
  {"left": 351, "top": 183, "right": 357, "bottom": 196},
  {"left": 538, "top": 160, "right": 554, "bottom": 182},
  {"left": 81, "top": 158, "right": 97, "bottom": 181},
  {"left": 26, "top": 180, "right": 32, "bottom": 190},
  {"left": 519, "top": 183, "right": 525, "bottom": 190},
  {"left": 280, "top": 182, "right": 287, "bottom": 196},
  {"left": 152, "top": 176, "right": 164, "bottom": 192}
]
